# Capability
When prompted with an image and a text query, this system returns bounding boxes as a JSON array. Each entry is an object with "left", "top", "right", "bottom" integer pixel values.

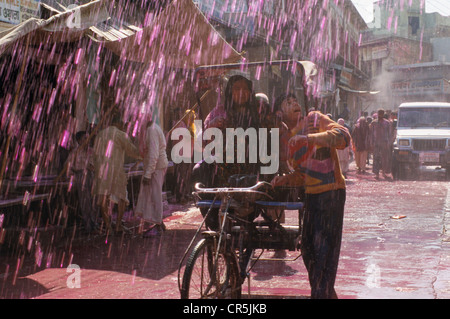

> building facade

[{"left": 361, "top": 0, "right": 450, "bottom": 112}]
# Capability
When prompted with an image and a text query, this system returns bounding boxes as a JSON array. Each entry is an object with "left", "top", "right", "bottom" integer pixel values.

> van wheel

[
  {"left": 392, "top": 159, "right": 399, "bottom": 180},
  {"left": 392, "top": 160, "right": 406, "bottom": 180},
  {"left": 406, "top": 164, "right": 420, "bottom": 180},
  {"left": 445, "top": 167, "right": 450, "bottom": 181}
]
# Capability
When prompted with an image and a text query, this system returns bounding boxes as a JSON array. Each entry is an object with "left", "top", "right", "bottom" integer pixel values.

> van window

[{"left": 398, "top": 107, "right": 450, "bottom": 128}]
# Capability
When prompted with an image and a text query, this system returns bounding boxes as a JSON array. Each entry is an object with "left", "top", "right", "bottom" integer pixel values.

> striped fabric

[{"left": 287, "top": 111, "right": 350, "bottom": 194}]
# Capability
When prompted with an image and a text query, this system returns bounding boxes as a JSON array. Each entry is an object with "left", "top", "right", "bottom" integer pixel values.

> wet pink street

[{"left": 1, "top": 162, "right": 450, "bottom": 299}]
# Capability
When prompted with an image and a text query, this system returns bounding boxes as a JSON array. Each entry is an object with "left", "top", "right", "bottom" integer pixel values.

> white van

[{"left": 392, "top": 102, "right": 450, "bottom": 180}]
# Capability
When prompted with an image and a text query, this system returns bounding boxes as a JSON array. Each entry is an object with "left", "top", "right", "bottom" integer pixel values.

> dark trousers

[
  {"left": 74, "top": 170, "right": 98, "bottom": 232},
  {"left": 301, "top": 189, "right": 345, "bottom": 299},
  {"left": 372, "top": 144, "right": 392, "bottom": 175}
]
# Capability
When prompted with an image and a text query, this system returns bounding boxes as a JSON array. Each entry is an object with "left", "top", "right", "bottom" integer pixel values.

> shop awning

[
  {"left": 338, "top": 84, "right": 380, "bottom": 95},
  {"left": 89, "top": 0, "right": 243, "bottom": 68},
  {"left": 0, "top": 0, "right": 109, "bottom": 55},
  {"left": 0, "top": 0, "right": 243, "bottom": 69}
]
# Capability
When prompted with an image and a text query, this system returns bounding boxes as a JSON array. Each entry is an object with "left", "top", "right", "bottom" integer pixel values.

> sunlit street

[{"left": 1, "top": 0, "right": 450, "bottom": 302}]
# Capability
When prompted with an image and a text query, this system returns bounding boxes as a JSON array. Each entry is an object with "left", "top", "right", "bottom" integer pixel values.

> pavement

[{"left": 1, "top": 161, "right": 450, "bottom": 300}]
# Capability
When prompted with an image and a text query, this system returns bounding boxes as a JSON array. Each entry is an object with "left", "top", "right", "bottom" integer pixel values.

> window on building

[
  {"left": 362, "top": 61, "right": 372, "bottom": 78},
  {"left": 408, "top": 16, "right": 420, "bottom": 36},
  {"left": 374, "top": 59, "right": 383, "bottom": 76}
]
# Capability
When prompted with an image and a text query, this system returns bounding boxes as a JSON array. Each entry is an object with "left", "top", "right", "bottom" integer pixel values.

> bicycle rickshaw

[{"left": 176, "top": 60, "right": 316, "bottom": 299}]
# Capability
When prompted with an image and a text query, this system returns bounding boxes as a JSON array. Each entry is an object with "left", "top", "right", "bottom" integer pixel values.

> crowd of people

[
  {"left": 334, "top": 108, "right": 397, "bottom": 180},
  {"left": 63, "top": 69, "right": 399, "bottom": 299},
  {"left": 65, "top": 111, "right": 168, "bottom": 238}
]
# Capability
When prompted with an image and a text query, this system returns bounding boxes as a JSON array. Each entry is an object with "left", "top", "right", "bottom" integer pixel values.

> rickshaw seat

[
  {"left": 196, "top": 199, "right": 222, "bottom": 208},
  {"left": 195, "top": 199, "right": 303, "bottom": 211},
  {"left": 255, "top": 201, "right": 303, "bottom": 211}
]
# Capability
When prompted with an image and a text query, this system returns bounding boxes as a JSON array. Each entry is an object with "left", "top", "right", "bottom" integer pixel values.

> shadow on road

[
  {"left": 1, "top": 276, "right": 49, "bottom": 299},
  {"left": 0, "top": 225, "right": 200, "bottom": 298},
  {"left": 68, "top": 228, "right": 200, "bottom": 280}
]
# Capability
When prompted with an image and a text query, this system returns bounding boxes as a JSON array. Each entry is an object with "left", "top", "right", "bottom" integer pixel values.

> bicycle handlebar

[{"left": 193, "top": 181, "right": 274, "bottom": 199}]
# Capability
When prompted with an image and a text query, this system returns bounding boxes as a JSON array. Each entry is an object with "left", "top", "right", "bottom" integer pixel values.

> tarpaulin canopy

[
  {"left": 193, "top": 60, "right": 318, "bottom": 90},
  {"left": 338, "top": 84, "right": 380, "bottom": 95},
  {"left": 0, "top": 0, "right": 243, "bottom": 69},
  {"left": 91, "top": 0, "right": 242, "bottom": 68},
  {"left": 0, "top": 0, "right": 109, "bottom": 56},
  {"left": 0, "top": 0, "right": 244, "bottom": 188}
]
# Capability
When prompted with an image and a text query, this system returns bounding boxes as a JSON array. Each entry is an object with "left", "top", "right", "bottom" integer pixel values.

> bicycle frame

[
  {"left": 195, "top": 181, "right": 274, "bottom": 263},
  {"left": 178, "top": 179, "right": 304, "bottom": 298}
]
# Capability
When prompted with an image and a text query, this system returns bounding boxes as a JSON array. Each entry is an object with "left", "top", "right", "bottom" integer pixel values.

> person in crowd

[
  {"left": 338, "top": 104, "right": 350, "bottom": 121},
  {"left": 271, "top": 92, "right": 306, "bottom": 176},
  {"left": 203, "top": 75, "right": 259, "bottom": 131},
  {"left": 271, "top": 92, "right": 350, "bottom": 299},
  {"left": 369, "top": 108, "right": 394, "bottom": 180},
  {"left": 352, "top": 116, "right": 370, "bottom": 174},
  {"left": 93, "top": 113, "right": 141, "bottom": 234},
  {"left": 336, "top": 118, "right": 352, "bottom": 178},
  {"left": 65, "top": 131, "right": 98, "bottom": 233},
  {"left": 135, "top": 112, "right": 169, "bottom": 237},
  {"left": 192, "top": 74, "right": 261, "bottom": 230},
  {"left": 265, "top": 92, "right": 306, "bottom": 256},
  {"left": 255, "top": 92, "right": 274, "bottom": 128},
  {"left": 365, "top": 116, "right": 373, "bottom": 165},
  {"left": 167, "top": 109, "right": 197, "bottom": 203}
]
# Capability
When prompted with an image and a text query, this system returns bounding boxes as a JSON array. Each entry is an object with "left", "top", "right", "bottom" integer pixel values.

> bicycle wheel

[{"left": 180, "top": 237, "right": 241, "bottom": 299}]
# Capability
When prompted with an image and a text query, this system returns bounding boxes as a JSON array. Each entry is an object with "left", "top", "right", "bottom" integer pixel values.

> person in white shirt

[
  {"left": 135, "top": 112, "right": 169, "bottom": 236},
  {"left": 93, "top": 115, "right": 141, "bottom": 234}
]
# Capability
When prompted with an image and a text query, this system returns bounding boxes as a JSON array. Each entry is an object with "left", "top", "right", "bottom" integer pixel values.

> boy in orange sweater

[{"left": 271, "top": 93, "right": 350, "bottom": 299}]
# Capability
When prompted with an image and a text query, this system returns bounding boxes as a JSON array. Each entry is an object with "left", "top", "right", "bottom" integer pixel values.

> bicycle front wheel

[{"left": 180, "top": 237, "right": 241, "bottom": 299}]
